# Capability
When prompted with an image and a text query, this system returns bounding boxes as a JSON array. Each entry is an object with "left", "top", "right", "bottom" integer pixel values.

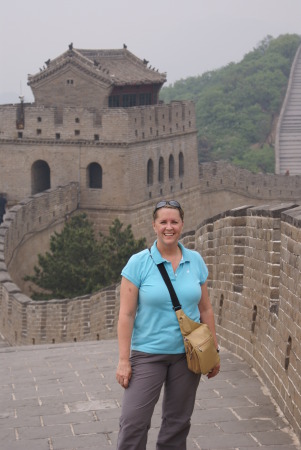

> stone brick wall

[{"left": 195, "top": 203, "right": 301, "bottom": 440}]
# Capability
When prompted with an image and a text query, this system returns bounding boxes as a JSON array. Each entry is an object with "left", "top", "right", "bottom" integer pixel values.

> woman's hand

[
  {"left": 207, "top": 362, "right": 220, "bottom": 379},
  {"left": 116, "top": 359, "right": 132, "bottom": 389}
]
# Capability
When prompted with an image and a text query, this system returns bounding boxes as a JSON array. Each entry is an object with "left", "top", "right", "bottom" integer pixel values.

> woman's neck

[
  {"left": 157, "top": 242, "right": 182, "bottom": 272},
  {"left": 157, "top": 242, "right": 181, "bottom": 259}
]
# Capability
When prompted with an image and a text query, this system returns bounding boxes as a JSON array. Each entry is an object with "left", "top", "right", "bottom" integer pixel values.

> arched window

[
  {"left": 88, "top": 162, "right": 102, "bottom": 188},
  {"left": 169, "top": 155, "right": 174, "bottom": 180},
  {"left": 158, "top": 157, "right": 164, "bottom": 183},
  {"left": 179, "top": 152, "right": 184, "bottom": 177},
  {"left": 31, "top": 160, "right": 51, "bottom": 195},
  {"left": 147, "top": 159, "right": 154, "bottom": 185}
]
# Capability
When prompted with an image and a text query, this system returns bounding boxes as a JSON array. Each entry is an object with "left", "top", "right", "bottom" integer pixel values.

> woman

[{"left": 116, "top": 200, "right": 220, "bottom": 450}]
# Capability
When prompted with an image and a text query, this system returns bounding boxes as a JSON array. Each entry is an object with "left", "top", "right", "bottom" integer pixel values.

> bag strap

[
  {"left": 157, "top": 263, "right": 182, "bottom": 311},
  {"left": 148, "top": 249, "right": 182, "bottom": 311}
]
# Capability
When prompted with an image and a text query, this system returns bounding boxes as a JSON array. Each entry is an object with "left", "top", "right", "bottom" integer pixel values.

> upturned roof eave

[
  {"left": 27, "top": 46, "right": 167, "bottom": 87},
  {"left": 27, "top": 48, "right": 112, "bottom": 86}
]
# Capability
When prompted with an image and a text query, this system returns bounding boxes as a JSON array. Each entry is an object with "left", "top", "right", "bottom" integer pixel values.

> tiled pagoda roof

[{"left": 28, "top": 45, "right": 167, "bottom": 87}]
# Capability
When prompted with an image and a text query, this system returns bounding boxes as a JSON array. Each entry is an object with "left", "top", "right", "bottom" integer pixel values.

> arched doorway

[
  {"left": 31, "top": 160, "right": 51, "bottom": 195},
  {"left": 88, "top": 162, "right": 102, "bottom": 189},
  {"left": 147, "top": 159, "right": 154, "bottom": 186}
]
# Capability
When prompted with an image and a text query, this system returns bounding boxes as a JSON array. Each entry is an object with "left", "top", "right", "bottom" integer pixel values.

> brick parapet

[
  {"left": 199, "top": 161, "right": 301, "bottom": 202},
  {"left": 196, "top": 203, "right": 301, "bottom": 440},
  {"left": 0, "top": 101, "right": 195, "bottom": 143},
  {"left": 3, "top": 183, "right": 79, "bottom": 266}
]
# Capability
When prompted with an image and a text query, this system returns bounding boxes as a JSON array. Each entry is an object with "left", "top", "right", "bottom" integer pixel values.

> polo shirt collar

[{"left": 150, "top": 240, "right": 190, "bottom": 265}]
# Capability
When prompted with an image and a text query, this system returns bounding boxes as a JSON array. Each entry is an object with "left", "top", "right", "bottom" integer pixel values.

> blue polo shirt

[{"left": 121, "top": 241, "right": 208, "bottom": 354}]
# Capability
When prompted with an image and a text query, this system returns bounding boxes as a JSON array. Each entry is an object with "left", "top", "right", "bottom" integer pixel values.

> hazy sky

[{"left": 1, "top": 0, "right": 300, "bottom": 103}]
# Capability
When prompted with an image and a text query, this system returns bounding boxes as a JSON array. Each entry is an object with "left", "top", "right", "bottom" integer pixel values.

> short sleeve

[{"left": 121, "top": 250, "right": 149, "bottom": 288}]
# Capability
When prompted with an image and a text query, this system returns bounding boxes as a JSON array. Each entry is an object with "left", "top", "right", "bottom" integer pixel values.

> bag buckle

[{"left": 173, "top": 305, "right": 181, "bottom": 311}]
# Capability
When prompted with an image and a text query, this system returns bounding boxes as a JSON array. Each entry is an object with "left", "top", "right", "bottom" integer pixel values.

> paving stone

[
  {"left": 42, "top": 411, "right": 95, "bottom": 426},
  {"left": 232, "top": 404, "right": 281, "bottom": 420},
  {"left": 1, "top": 438, "right": 50, "bottom": 450},
  {"left": 0, "top": 415, "right": 41, "bottom": 429},
  {"left": 73, "top": 418, "right": 119, "bottom": 435},
  {"left": 16, "top": 423, "right": 73, "bottom": 440},
  {"left": 51, "top": 432, "right": 111, "bottom": 449},
  {"left": 191, "top": 407, "right": 238, "bottom": 424},
  {"left": 252, "top": 429, "right": 297, "bottom": 446},
  {"left": 0, "top": 427, "right": 16, "bottom": 441},
  {"left": 193, "top": 432, "right": 257, "bottom": 448},
  {"left": 195, "top": 395, "right": 255, "bottom": 409}
]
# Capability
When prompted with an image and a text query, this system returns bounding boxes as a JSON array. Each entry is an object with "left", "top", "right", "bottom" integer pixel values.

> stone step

[
  {"left": 276, "top": 44, "right": 301, "bottom": 173},
  {"left": 279, "top": 135, "right": 301, "bottom": 139}
]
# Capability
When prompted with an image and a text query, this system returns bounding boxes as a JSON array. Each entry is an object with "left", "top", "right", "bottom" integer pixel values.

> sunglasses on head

[{"left": 153, "top": 200, "right": 183, "bottom": 217}]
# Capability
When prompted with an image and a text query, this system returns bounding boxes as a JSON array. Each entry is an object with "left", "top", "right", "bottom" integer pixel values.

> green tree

[
  {"left": 232, "top": 144, "right": 275, "bottom": 173},
  {"left": 98, "top": 218, "right": 146, "bottom": 286},
  {"left": 24, "top": 214, "right": 146, "bottom": 300}
]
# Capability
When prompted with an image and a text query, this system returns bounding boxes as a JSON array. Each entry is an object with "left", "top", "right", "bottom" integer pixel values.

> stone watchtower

[{"left": 0, "top": 44, "right": 199, "bottom": 236}]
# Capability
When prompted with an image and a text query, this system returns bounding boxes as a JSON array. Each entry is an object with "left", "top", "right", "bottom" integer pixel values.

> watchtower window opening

[
  {"left": 88, "top": 162, "right": 102, "bottom": 189},
  {"left": 147, "top": 159, "right": 154, "bottom": 186},
  {"left": 179, "top": 152, "right": 184, "bottom": 177},
  {"left": 31, "top": 160, "right": 51, "bottom": 195},
  {"left": 139, "top": 93, "right": 151, "bottom": 106},
  {"left": 123, "top": 94, "right": 136, "bottom": 107},
  {"left": 158, "top": 157, "right": 164, "bottom": 183},
  {"left": 109, "top": 95, "right": 120, "bottom": 107},
  {"left": 169, "top": 155, "right": 174, "bottom": 180}
]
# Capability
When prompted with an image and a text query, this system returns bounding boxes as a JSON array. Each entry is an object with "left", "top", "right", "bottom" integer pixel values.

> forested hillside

[{"left": 160, "top": 34, "right": 301, "bottom": 173}]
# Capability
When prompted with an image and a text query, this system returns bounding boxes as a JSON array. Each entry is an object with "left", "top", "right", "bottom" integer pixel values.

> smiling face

[{"left": 152, "top": 207, "right": 184, "bottom": 250}]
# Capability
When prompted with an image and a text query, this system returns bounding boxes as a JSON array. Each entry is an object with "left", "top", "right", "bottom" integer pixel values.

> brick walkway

[{"left": 0, "top": 340, "right": 300, "bottom": 450}]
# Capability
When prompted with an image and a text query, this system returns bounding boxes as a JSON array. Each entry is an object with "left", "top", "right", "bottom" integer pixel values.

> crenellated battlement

[
  {"left": 199, "top": 161, "right": 301, "bottom": 201},
  {"left": 0, "top": 101, "right": 195, "bottom": 143}
]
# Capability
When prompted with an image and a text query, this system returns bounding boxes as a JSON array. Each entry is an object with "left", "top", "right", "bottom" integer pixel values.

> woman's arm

[
  {"left": 198, "top": 281, "right": 220, "bottom": 378},
  {"left": 116, "top": 277, "right": 138, "bottom": 388}
]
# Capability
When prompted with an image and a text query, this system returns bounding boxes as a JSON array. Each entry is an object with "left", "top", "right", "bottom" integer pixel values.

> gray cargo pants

[{"left": 116, "top": 351, "right": 201, "bottom": 450}]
